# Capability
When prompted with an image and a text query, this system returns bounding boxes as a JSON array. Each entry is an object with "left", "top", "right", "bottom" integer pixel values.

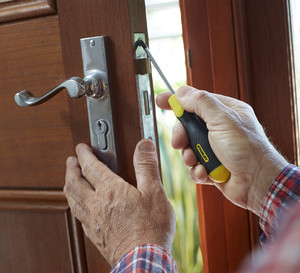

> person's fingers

[
  {"left": 66, "top": 156, "right": 82, "bottom": 176},
  {"left": 81, "top": 223, "right": 91, "bottom": 239},
  {"left": 133, "top": 139, "right": 161, "bottom": 196},
  {"left": 189, "top": 165, "right": 215, "bottom": 185},
  {"left": 175, "top": 86, "right": 230, "bottom": 124},
  {"left": 171, "top": 122, "right": 189, "bottom": 149},
  {"left": 157, "top": 85, "right": 252, "bottom": 120},
  {"left": 213, "top": 93, "right": 243, "bottom": 108},
  {"left": 156, "top": 88, "right": 241, "bottom": 112},
  {"left": 65, "top": 156, "right": 94, "bottom": 207},
  {"left": 65, "top": 156, "right": 95, "bottom": 190},
  {"left": 182, "top": 148, "right": 198, "bottom": 167},
  {"left": 156, "top": 91, "right": 172, "bottom": 110},
  {"left": 76, "top": 143, "right": 120, "bottom": 190},
  {"left": 67, "top": 195, "right": 90, "bottom": 225},
  {"left": 171, "top": 123, "right": 197, "bottom": 166}
]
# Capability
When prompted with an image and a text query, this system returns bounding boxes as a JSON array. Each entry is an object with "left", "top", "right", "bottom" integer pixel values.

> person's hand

[
  {"left": 156, "top": 86, "right": 288, "bottom": 215},
  {"left": 64, "top": 140, "right": 176, "bottom": 266}
]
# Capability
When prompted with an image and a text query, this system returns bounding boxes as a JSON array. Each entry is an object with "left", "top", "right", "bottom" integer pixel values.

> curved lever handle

[
  {"left": 15, "top": 77, "right": 86, "bottom": 107},
  {"left": 15, "top": 72, "right": 108, "bottom": 107}
]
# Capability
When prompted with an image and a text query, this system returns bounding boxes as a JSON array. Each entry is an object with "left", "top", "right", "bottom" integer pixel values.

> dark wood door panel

[
  {"left": 0, "top": 190, "right": 88, "bottom": 273},
  {"left": 84, "top": 238, "right": 110, "bottom": 273},
  {"left": 0, "top": 192, "right": 74, "bottom": 273},
  {"left": 0, "top": 0, "right": 57, "bottom": 23},
  {"left": 0, "top": 16, "right": 73, "bottom": 189},
  {"left": 0, "top": 211, "right": 74, "bottom": 273}
]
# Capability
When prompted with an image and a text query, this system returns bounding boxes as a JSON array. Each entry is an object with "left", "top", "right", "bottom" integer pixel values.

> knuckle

[
  {"left": 245, "top": 104, "right": 255, "bottom": 116},
  {"left": 81, "top": 161, "right": 96, "bottom": 178},
  {"left": 154, "top": 185, "right": 166, "bottom": 199},
  {"left": 93, "top": 168, "right": 121, "bottom": 197},
  {"left": 65, "top": 174, "right": 81, "bottom": 193},
  {"left": 67, "top": 197, "right": 77, "bottom": 215},
  {"left": 139, "top": 157, "right": 158, "bottom": 168},
  {"left": 100, "top": 171, "right": 119, "bottom": 186},
  {"left": 193, "top": 90, "right": 209, "bottom": 102},
  {"left": 104, "top": 184, "right": 115, "bottom": 199},
  {"left": 78, "top": 192, "right": 87, "bottom": 205},
  {"left": 99, "top": 183, "right": 115, "bottom": 203},
  {"left": 136, "top": 158, "right": 158, "bottom": 177},
  {"left": 66, "top": 156, "right": 77, "bottom": 165},
  {"left": 64, "top": 178, "right": 74, "bottom": 194},
  {"left": 72, "top": 202, "right": 84, "bottom": 220},
  {"left": 172, "top": 122, "right": 184, "bottom": 137},
  {"left": 71, "top": 202, "right": 78, "bottom": 216},
  {"left": 104, "top": 186, "right": 114, "bottom": 201}
]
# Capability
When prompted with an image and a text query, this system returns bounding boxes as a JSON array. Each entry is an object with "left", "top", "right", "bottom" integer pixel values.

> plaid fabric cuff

[
  {"left": 259, "top": 164, "right": 300, "bottom": 246},
  {"left": 111, "top": 244, "right": 178, "bottom": 273}
]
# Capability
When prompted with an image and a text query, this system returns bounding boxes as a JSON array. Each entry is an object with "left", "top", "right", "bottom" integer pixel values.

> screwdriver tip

[{"left": 135, "top": 39, "right": 147, "bottom": 50}]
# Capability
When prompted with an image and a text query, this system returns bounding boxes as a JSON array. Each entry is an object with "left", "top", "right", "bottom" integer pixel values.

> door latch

[
  {"left": 134, "top": 33, "right": 156, "bottom": 146},
  {"left": 14, "top": 36, "right": 118, "bottom": 172}
]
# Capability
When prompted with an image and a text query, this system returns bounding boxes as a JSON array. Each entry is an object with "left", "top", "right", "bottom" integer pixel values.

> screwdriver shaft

[{"left": 138, "top": 40, "right": 175, "bottom": 94}]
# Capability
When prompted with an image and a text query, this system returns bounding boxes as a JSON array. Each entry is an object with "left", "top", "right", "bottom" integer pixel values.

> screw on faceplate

[{"left": 89, "top": 39, "right": 96, "bottom": 47}]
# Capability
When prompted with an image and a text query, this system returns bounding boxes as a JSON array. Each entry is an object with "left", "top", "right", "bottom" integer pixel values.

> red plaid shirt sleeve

[
  {"left": 259, "top": 164, "right": 300, "bottom": 246},
  {"left": 110, "top": 244, "right": 177, "bottom": 273},
  {"left": 239, "top": 203, "right": 300, "bottom": 273}
]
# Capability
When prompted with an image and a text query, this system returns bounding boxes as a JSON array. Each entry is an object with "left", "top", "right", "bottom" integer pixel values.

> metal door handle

[
  {"left": 15, "top": 71, "right": 108, "bottom": 107},
  {"left": 14, "top": 36, "right": 118, "bottom": 172}
]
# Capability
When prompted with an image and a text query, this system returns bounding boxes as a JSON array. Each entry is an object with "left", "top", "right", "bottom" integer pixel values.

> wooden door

[{"left": 0, "top": 1, "right": 153, "bottom": 272}]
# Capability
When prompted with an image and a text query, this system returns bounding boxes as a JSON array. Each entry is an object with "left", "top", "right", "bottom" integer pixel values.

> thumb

[
  {"left": 133, "top": 139, "right": 161, "bottom": 195},
  {"left": 175, "top": 86, "right": 228, "bottom": 124}
]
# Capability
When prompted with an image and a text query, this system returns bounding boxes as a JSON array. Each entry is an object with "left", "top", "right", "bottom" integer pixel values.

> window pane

[
  {"left": 145, "top": 1, "right": 203, "bottom": 272},
  {"left": 290, "top": 0, "right": 300, "bottom": 159}
]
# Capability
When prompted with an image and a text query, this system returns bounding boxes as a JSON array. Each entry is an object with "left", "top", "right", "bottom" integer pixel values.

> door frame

[{"left": 179, "top": 0, "right": 297, "bottom": 272}]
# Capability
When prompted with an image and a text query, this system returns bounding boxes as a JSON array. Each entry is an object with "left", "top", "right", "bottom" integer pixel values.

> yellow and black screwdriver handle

[{"left": 168, "top": 95, "right": 231, "bottom": 183}]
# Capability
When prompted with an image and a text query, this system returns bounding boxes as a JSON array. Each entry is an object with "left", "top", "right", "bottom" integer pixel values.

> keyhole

[
  {"left": 94, "top": 120, "right": 108, "bottom": 150},
  {"left": 95, "top": 120, "right": 108, "bottom": 134},
  {"left": 97, "top": 121, "right": 105, "bottom": 133}
]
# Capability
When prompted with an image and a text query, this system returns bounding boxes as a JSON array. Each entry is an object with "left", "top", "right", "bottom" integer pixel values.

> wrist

[
  {"left": 247, "top": 145, "right": 288, "bottom": 215},
  {"left": 111, "top": 234, "right": 173, "bottom": 266},
  {"left": 111, "top": 244, "right": 177, "bottom": 273}
]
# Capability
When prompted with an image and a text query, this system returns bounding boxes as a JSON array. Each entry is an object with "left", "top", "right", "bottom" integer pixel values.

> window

[
  {"left": 290, "top": 0, "right": 300, "bottom": 161},
  {"left": 145, "top": 1, "right": 203, "bottom": 272}
]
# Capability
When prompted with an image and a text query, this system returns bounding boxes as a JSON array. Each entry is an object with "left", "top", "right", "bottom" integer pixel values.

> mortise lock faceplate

[{"left": 134, "top": 33, "right": 157, "bottom": 147}]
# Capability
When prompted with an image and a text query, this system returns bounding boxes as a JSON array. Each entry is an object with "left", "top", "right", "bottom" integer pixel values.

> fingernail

[
  {"left": 66, "top": 157, "right": 73, "bottom": 165},
  {"left": 176, "top": 86, "right": 191, "bottom": 97},
  {"left": 139, "top": 141, "right": 155, "bottom": 152},
  {"left": 66, "top": 156, "right": 76, "bottom": 164},
  {"left": 194, "top": 165, "right": 202, "bottom": 178}
]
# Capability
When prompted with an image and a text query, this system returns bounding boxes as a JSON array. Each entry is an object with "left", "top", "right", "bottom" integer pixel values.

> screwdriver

[{"left": 136, "top": 39, "right": 230, "bottom": 183}]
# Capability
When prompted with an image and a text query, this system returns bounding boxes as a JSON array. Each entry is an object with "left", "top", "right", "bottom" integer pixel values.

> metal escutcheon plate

[{"left": 80, "top": 36, "right": 118, "bottom": 172}]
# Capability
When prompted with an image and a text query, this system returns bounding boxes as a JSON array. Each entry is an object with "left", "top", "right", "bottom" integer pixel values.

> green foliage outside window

[{"left": 154, "top": 83, "right": 203, "bottom": 273}]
